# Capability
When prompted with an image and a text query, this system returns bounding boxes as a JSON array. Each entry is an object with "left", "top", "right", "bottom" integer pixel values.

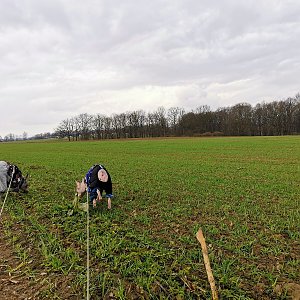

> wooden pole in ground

[{"left": 196, "top": 228, "right": 218, "bottom": 300}]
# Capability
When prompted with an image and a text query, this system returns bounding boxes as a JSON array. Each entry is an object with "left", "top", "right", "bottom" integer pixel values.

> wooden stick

[{"left": 196, "top": 228, "right": 219, "bottom": 300}]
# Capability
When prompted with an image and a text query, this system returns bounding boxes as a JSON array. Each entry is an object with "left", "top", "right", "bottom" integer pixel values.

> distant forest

[
  {"left": 54, "top": 94, "right": 300, "bottom": 140},
  {"left": 1, "top": 94, "right": 300, "bottom": 141}
]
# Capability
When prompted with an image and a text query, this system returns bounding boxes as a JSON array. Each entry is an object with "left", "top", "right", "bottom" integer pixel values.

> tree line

[
  {"left": 54, "top": 94, "right": 300, "bottom": 140},
  {"left": 0, "top": 132, "right": 54, "bottom": 142},
  {"left": 2, "top": 94, "right": 299, "bottom": 142}
]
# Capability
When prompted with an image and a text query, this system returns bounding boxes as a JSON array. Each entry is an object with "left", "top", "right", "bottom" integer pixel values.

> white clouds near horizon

[{"left": 0, "top": 0, "right": 300, "bottom": 136}]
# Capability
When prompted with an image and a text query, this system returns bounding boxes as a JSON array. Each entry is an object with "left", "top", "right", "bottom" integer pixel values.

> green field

[{"left": 1, "top": 136, "right": 300, "bottom": 299}]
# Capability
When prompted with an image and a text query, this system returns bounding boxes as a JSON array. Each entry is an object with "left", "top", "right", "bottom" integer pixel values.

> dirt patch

[
  {"left": 0, "top": 224, "right": 46, "bottom": 299},
  {"left": 0, "top": 217, "right": 79, "bottom": 299},
  {"left": 274, "top": 282, "right": 300, "bottom": 300}
]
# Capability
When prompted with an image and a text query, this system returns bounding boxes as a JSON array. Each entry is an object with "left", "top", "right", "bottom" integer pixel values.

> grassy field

[{"left": 0, "top": 136, "right": 299, "bottom": 299}]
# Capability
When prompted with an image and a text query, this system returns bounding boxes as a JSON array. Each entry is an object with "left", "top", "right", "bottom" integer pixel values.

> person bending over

[{"left": 76, "top": 164, "right": 113, "bottom": 209}]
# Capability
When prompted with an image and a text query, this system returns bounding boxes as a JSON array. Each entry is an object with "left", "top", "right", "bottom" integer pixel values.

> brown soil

[
  {"left": 0, "top": 224, "right": 44, "bottom": 299},
  {"left": 274, "top": 282, "right": 300, "bottom": 300},
  {"left": 0, "top": 216, "right": 79, "bottom": 299}
]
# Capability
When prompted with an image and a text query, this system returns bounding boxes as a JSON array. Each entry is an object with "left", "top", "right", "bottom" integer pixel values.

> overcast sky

[{"left": 1, "top": 0, "right": 300, "bottom": 137}]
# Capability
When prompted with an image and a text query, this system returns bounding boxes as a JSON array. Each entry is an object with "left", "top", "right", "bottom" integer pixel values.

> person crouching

[{"left": 76, "top": 164, "right": 113, "bottom": 209}]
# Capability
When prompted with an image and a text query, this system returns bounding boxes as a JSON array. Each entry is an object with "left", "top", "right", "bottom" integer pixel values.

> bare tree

[
  {"left": 292, "top": 94, "right": 300, "bottom": 134},
  {"left": 145, "top": 112, "right": 156, "bottom": 137},
  {"left": 22, "top": 132, "right": 28, "bottom": 140},
  {"left": 167, "top": 107, "right": 185, "bottom": 135},
  {"left": 118, "top": 113, "right": 128, "bottom": 138},
  {"left": 228, "top": 103, "right": 253, "bottom": 136},
  {"left": 103, "top": 116, "right": 112, "bottom": 139},
  {"left": 127, "top": 110, "right": 146, "bottom": 138},
  {"left": 178, "top": 112, "right": 197, "bottom": 136},
  {"left": 193, "top": 105, "right": 214, "bottom": 134},
  {"left": 153, "top": 106, "right": 167, "bottom": 137},
  {"left": 55, "top": 118, "right": 74, "bottom": 141},
  {"left": 282, "top": 98, "right": 297, "bottom": 135},
  {"left": 76, "top": 113, "right": 93, "bottom": 140},
  {"left": 4, "top": 133, "right": 15, "bottom": 141},
  {"left": 93, "top": 114, "right": 106, "bottom": 139},
  {"left": 253, "top": 104, "right": 264, "bottom": 136}
]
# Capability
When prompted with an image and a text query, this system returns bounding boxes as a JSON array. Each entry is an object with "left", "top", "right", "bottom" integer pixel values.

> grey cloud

[{"left": 0, "top": 0, "right": 300, "bottom": 136}]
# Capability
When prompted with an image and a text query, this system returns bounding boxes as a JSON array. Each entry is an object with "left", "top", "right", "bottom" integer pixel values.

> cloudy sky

[{"left": 1, "top": 0, "right": 300, "bottom": 137}]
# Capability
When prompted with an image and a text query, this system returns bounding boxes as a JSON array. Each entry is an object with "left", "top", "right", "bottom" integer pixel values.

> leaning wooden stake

[{"left": 196, "top": 228, "right": 219, "bottom": 300}]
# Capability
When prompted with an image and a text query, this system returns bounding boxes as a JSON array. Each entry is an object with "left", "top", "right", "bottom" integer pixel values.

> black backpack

[{"left": 7, "top": 164, "right": 22, "bottom": 189}]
